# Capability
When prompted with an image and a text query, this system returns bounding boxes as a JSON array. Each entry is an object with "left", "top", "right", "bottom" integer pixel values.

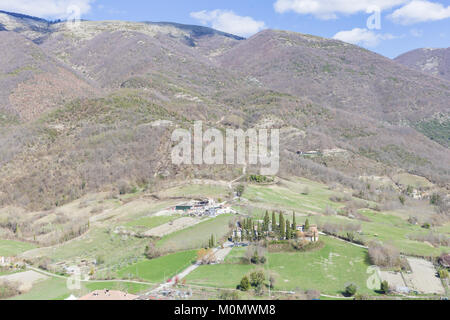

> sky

[{"left": 0, "top": 0, "right": 449, "bottom": 58}]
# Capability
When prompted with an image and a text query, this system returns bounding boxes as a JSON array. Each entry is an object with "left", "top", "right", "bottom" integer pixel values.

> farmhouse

[{"left": 296, "top": 224, "right": 319, "bottom": 242}]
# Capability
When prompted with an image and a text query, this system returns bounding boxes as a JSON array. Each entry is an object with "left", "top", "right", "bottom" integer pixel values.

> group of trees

[
  {"left": 244, "top": 245, "right": 267, "bottom": 265},
  {"left": 248, "top": 175, "right": 274, "bottom": 184},
  {"left": 235, "top": 211, "right": 303, "bottom": 242},
  {"left": 238, "top": 270, "right": 266, "bottom": 295},
  {"left": 197, "top": 248, "right": 216, "bottom": 265}
]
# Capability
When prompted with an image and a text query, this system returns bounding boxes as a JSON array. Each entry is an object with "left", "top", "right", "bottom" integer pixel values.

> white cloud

[
  {"left": 274, "top": 0, "right": 409, "bottom": 19},
  {"left": 389, "top": 1, "right": 450, "bottom": 25},
  {"left": 190, "top": 9, "right": 266, "bottom": 38},
  {"left": 0, "top": 0, "right": 94, "bottom": 19},
  {"left": 333, "top": 28, "right": 396, "bottom": 47}
]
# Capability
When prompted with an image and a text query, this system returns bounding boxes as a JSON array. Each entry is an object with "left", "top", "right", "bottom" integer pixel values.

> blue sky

[{"left": 1, "top": 0, "right": 449, "bottom": 58}]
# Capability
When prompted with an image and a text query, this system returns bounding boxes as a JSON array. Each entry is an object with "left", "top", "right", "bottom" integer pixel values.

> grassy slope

[
  {"left": 239, "top": 178, "right": 448, "bottom": 257},
  {"left": 24, "top": 227, "right": 149, "bottom": 270},
  {"left": 157, "top": 184, "right": 229, "bottom": 199},
  {"left": 117, "top": 250, "right": 197, "bottom": 282},
  {"left": 157, "top": 214, "right": 234, "bottom": 251},
  {"left": 0, "top": 239, "right": 37, "bottom": 256},
  {"left": 8, "top": 278, "right": 70, "bottom": 300},
  {"left": 125, "top": 215, "right": 180, "bottom": 229}
]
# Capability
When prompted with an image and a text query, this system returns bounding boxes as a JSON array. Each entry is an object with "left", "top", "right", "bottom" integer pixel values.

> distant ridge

[
  {"left": 0, "top": 10, "right": 50, "bottom": 23},
  {"left": 395, "top": 47, "right": 450, "bottom": 81},
  {"left": 150, "top": 21, "right": 245, "bottom": 40}
]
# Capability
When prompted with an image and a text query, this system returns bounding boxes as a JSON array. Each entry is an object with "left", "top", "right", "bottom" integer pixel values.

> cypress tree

[
  {"left": 286, "top": 219, "right": 291, "bottom": 239},
  {"left": 279, "top": 212, "right": 285, "bottom": 239},
  {"left": 272, "top": 211, "right": 276, "bottom": 231},
  {"left": 305, "top": 218, "right": 310, "bottom": 231},
  {"left": 264, "top": 211, "right": 270, "bottom": 231},
  {"left": 292, "top": 212, "right": 296, "bottom": 231}
]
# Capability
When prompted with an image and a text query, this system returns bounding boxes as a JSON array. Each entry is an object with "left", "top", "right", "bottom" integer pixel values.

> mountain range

[{"left": 0, "top": 10, "right": 448, "bottom": 210}]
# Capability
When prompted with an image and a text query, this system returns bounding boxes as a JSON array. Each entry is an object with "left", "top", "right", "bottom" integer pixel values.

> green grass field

[
  {"left": 117, "top": 250, "right": 197, "bottom": 282},
  {"left": 125, "top": 214, "right": 180, "bottom": 229},
  {"left": 8, "top": 277, "right": 70, "bottom": 300},
  {"left": 236, "top": 177, "right": 448, "bottom": 258},
  {"left": 242, "top": 178, "right": 348, "bottom": 214},
  {"left": 22, "top": 227, "right": 149, "bottom": 270},
  {"left": 185, "top": 236, "right": 376, "bottom": 296},
  {"left": 0, "top": 239, "right": 37, "bottom": 256},
  {"left": 157, "top": 214, "right": 235, "bottom": 251}
]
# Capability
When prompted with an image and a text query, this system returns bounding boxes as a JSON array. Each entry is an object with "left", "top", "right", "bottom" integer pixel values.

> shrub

[
  {"left": 0, "top": 280, "right": 20, "bottom": 299},
  {"left": 145, "top": 242, "right": 162, "bottom": 260},
  {"left": 439, "top": 269, "right": 448, "bottom": 279},
  {"left": 354, "top": 293, "right": 370, "bottom": 300},
  {"left": 368, "top": 242, "right": 401, "bottom": 268},
  {"left": 235, "top": 185, "right": 245, "bottom": 197},
  {"left": 239, "top": 276, "right": 250, "bottom": 291},
  {"left": 430, "top": 193, "right": 442, "bottom": 205},
  {"left": 245, "top": 245, "right": 266, "bottom": 265},
  {"left": 345, "top": 283, "right": 358, "bottom": 297},
  {"left": 249, "top": 270, "right": 265, "bottom": 288},
  {"left": 219, "top": 290, "right": 240, "bottom": 300}
]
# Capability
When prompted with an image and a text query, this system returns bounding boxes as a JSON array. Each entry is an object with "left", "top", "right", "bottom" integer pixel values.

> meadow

[
  {"left": 238, "top": 178, "right": 449, "bottom": 257},
  {"left": 157, "top": 214, "right": 235, "bottom": 251},
  {"left": 185, "top": 236, "right": 375, "bottom": 296},
  {"left": 0, "top": 239, "right": 37, "bottom": 256},
  {"left": 117, "top": 250, "right": 197, "bottom": 282}
]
